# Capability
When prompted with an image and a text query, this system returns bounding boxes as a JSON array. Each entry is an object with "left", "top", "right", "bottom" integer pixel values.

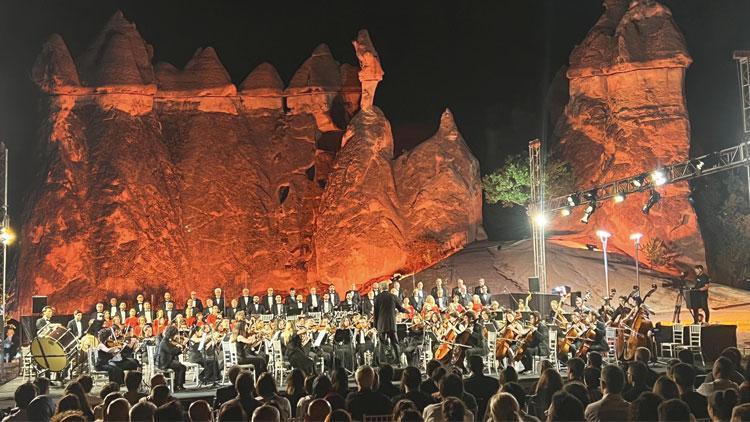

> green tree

[{"left": 482, "top": 154, "right": 574, "bottom": 208}]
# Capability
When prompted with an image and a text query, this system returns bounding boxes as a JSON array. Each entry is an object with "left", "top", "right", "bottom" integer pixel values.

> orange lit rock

[
  {"left": 551, "top": 0, "right": 705, "bottom": 270},
  {"left": 18, "top": 13, "right": 483, "bottom": 313}
]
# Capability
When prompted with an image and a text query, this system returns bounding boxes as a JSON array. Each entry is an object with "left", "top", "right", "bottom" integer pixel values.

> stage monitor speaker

[
  {"left": 570, "top": 291, "right": 581, "bottom": 307},
  {"left": 528, "top": 277, "right": 540, "bottom": 293},
  {"left": 32, "top": 296, "right": 48, "bottom": 314}
]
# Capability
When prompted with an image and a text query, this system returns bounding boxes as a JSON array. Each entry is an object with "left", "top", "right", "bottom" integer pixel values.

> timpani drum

[{"left": 30, "top": 324, "right": 80, "bottom": 372}]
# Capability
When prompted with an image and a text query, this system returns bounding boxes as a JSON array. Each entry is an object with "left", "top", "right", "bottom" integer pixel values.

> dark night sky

[{"left": 0, "top": 0, "right": 748, "bottom": 241}]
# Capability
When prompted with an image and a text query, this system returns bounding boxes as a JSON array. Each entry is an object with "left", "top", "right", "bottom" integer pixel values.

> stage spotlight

[
  {"left": 561, "top": 207, "right": 571, "bottom": 217},
  {"left": 632, "top": 174, "right": 647, "bottom": 188},
  {"left": 582, "top": 189, "right": 597, "bottom": 201},
  {"left": 642, "top": 190, "right": 661, "bottom": 214},
  {"left": 580, "top": 202, "right": 597, "bottom": 224},
  {"left": 694, "top": 159, "right": 705, "bottom": 171},
  {"left": 651, "top": 169, "right": 668, "bottom": 186},
  {"left": 533, "top": 213, "right": 548, "bottom": 227},
  {"left": 0, "top": 227, "right": 15, "bottom": 246},
  {"left": 566, "top": 194, "right": 580, "bottom": 207},
  {"left": 613, "top": 192, "right": 626, "bottom": 203}
]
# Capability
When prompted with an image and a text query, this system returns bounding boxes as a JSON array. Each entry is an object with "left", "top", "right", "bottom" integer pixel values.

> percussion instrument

[{"left": 31, "top": 324, "right": 80, "bottom": 372}]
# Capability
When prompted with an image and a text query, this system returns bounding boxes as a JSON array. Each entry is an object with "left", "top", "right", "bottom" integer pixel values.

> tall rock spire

[{"left": 352, "top": 30, "right": 383, "bottom": 110}]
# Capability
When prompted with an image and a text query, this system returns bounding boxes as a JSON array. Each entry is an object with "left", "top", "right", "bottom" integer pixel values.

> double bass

[{"left": 623, "top": 284, "right": 658, "bottom": 361}]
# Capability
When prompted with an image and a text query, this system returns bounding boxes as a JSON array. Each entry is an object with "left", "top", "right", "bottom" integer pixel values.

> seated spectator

[
  {"left": 3, "top": 382, "right": 37, "bottom": 422},
  {"left": 501, "top": 382, "right": 540, "bottom": 422},
  {"left": 731, "top": 403, "right": 750, "bottom": 421},
  {"left": 624, "top": 362, "right": 651, "bottom": 402},
  {"left": 653, "top": 376, "right": 680, "bottom": 400},
  {"left": 107, "top": 398, "right": 130, "bottom": 421},
  {"left": 634, "top": 347, "right": 658, "bottom": 388},
  {"left": 27, "top": 395, "right": 55, "bottom": 422},
  {"left": 285, "top": 368, "right": 307, "bottom": 416},
  {"left": 97, "top": 391, "right": 124, "bottom": 421},
  {"left": 33, "top": 377, "right": 56, "bottom": 411},
  {"left": 500, "top": 365, "right": 519, "bottom": 385},
  {"left": 740, "top": 384, "right": 750, "bottom": 405},
  {"left": 124, "top": 370, "right": 147, "bottom": 405},
  {"left": 130, "top": 400, "right": 157, "bottom": 422},
  {"left": 255, "top": 372, "right": 291, "bottom": 420},
  {"left": 585, "top": 364, "right": 629, "bottom": 421},
  {"left": 629, "top": 392, "right": 662, "bottom": 421},
  {"left": 699, "top": 357, "right": 740, "bottom": 397},
  {"left": 377, "top": 364, "right": 400, "bottom": 399},
  {"left": 63, "top": 382, "right": 94, "bottom": 420},
  {"left": 702, "top": 347, "right": 744, "bottom": 385},
  {"left": 567, "top": 358, "right": 585, "bottom": 383},
  {"left": 217, "top": 400, "right": 246, "bottom": 422},
  {"left": 345, "top": 366, "right": 393, "bottom": 421},
  {"left": 533, "top": 368, "right": 563, "bottom": 419},
  {"left": 486, "top": 392, "right": 521, "bottom": 421},
  {"left": 308, "top": 398, "right": 332, "bottom": 422},
  {"left": 394, "top": 366, "right": 434, "bottom": 412},
  {"left": 149, "top": 385, "right": 172, "bottom": 408},
  {"left": 564, "top": 381, "right": 591, "bottom": 407},
  {"left": 672, "top": 362, "right": 709, "bottom": 419},
  {"left": 658, "top": 398, "right": 692, "bottom": 422},
  {"left": 154, "top": 400, "right": 184, "bottom": 421},
  {"left": 188, "top": 400, "right": 213, "bottom": 422},
  {"left": 584, "top": 367, "right": 603, "bottom": 403},
  {"left": 50, "top": 410, "right": 85, "bottom": 422},
  {"left": 76, "top": 375, "right": 102, "bottom": 408},
  {"left": 331, "top": 368, "right": 350, "bottom": 401},
  {"left": 223, "top": 372, "right": 261, "bottom": 418},
  {"left": 55, "top": 394, "right": 81, "bottom": 414},
  {"left": 215, "top": 366, "right": 241, "bottom": 409},
  {"left": 252, "top": 404, "right": 280, "bottom": 422},
  {"left": 423, "top": 373, "right": 474, "bottom": 422},
  {"left": 587, "top": 352, "right": 603, "bottom": 370},
  {"left": 709, "top": 389, "right": 739, "bottom": 422},
  {"left": 463, "top": 356, "right": 498, "bottom": 420},
  {"left": 420, "top": 360, "right": 442, "bottom": 396},
  {"left": 326, "top": 408, "right": 353, "bottom": 422},
  {"left": 546, "top": 391, "right": 584, "bottom": 422},
  {"left": 392, "top": 399, "right": 419, "bottom": 421},
  {"left": 678, "top": 348, "right": 696, "bottom": 366},
  {"left": 298, "top": 374, "right": 332, "bottom": 419}
]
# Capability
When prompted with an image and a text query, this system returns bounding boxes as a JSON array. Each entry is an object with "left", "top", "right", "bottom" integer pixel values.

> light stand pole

[
  {"left": 596, "top": 230, "right": 612, "bottom": 294},
  {"left": 630, "top": 233, "right": 643, "bottom": 295}
]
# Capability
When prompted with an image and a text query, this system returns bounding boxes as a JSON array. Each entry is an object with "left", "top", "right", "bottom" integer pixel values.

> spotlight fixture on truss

[
  {"left": 566, "top": 194, "right": 579, "bottom": 207},
  {"left": 581, "top": 202, "right": 597, "bottom": 224},
  {"left": 642, "top": 190, "right": 661, "bottom": 214},
  {"left": 632, "top": 174, "right": 647, "bottom": 188},
  {"left": 651, "top": 169, "right": 668, "bottom": 186},
  {"left": 613, "top": 192, "right": 626, "bottom": 203},
  {"left": 561, "top": 207, "right": 571, "bottom": 216}
]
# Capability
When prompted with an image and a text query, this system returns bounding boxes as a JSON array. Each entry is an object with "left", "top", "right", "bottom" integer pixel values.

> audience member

[
  {"left": 658, "top": 398, "right": 692, "bottom": 421},
  {"left": 587, "top": 352, "right": 603, "bottom": 370},
  {"left": 214, "top": 366, "right": 241, "bottom": 409},
  {"left": 76, "top": 375, "right": 102, "bottom": 408},
  {"left": 564, "top": 382, "right": 591, "bottom": 407},
  {"left": 534, "top": 368, "right": 563, "bottom": 419},
  {"left": 464, "top": 355, "right": 499, "bottom": 420},
  {"left": 123, "top": 370, "right": 147, "bottom": 406},
  {"left": 501, "top": 382, "right": 540, "bottom": 422},
  {"left": 326, "top": 408, "right": 353, "bottom": 422},
  {"left": 422, "top": 373, "right": 475, "bottom": 422},
  {"left": 672, "top": 362, "right": 709, "bottom": 419},
  {"left": 345, "top": 366, "right": 393, "bottom": 421},
  {"left": 188, "top": 400, "right": 213, "bottom": 422},
  {"left": 634, "top": 347, "right": 658, "bottom": 387},
  {"left": 377, "top": 364, "right": 400, "bottom": 399},
  {"left": 3, "top": 382, "right": 37, "bottom": 422},
  {"left": 129, "top": 401, "right": 157, "bottom": 422},
  {"left": 567, "top": 358, "right": 585, "bottom": 383},
  {"left": 217, "top": 400, "right": 246, "bottom": 422},
  {"left": 584, "top": 367, "right": 603, "bottom": 402},
  {"left": 55, "top": 394, "right": 81, "bottom": 414},
  {"left": 699, "top": 357, "right": 741, "bottom": 397},
  {"left": 629, "top": 392, "right": 662, "bottom": 421},
  {"left": 394, "top": 366, "right": 434, "bottom": 412},
  {"left": 223, "top": 371, "right": 261, "bottom": 418},
  {"left": 709, "top": 389, "right": 739, "bottom": 422},
  {"left": 308, "top": 398, "right": 332, "bottom": 422},
  {"left": 154, "top": 400, "right": 184, "bottom": 421},
  {"left": 653, "top": 376, "right": 680, "bottom": 400},
  {"left": 546, "top": 391, "right": 584, "bottom": 422},
  {"left": 392, "top": 399, "right": 419, "bottom": 421},
  {"left": 27, "top": 395, "right": 56, "bottom": 422},
  {"left": 106, "top": 397, "right": 131, "bottom": 421},
  {"left": 486, "top": 392, "right": 522, "bottom": 422},
  {"left": 500, "top": 366, "right": 519, "bottom": 385},
  {"left": 584, "top": 364, "right": 628, "bottom": 422},
  {"left": 298, "top": 374, "right": 332, "bottom": 419},
  {"left": 252, "top": 404, "right": 280, "bottom": 422},
  {"left": 732, "top": 403, "right": 750, "bottom": 422},
  {"left": 624, "top": 362, "right": 651, "bottom": 402},
  {"left": 255, "top": 372, "right": 292, "bottom": 420},
  {"left": 420, "top": 360, "right": 442, "bottom": 396},
  {"left": 285, "top": 368, "right": 307, "bottom": 417}
]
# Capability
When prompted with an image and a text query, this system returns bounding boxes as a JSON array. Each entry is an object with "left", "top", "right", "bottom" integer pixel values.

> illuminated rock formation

[
  {"left": 20, "top": 15, "right": 483, "bottom": 313},
  {"left": 551, "top": 0, "right": 705, "bottom": 269}
]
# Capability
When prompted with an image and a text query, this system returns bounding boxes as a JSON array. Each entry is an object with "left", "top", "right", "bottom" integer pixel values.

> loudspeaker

[
  {"left": 528, "top": 277, "right": 540, "bottom": 293},
  {"left": 570, "top": 291, "right": 581, "bottom": 307},
  {"left": 32, "top": 296, "right": 48, "bottom": 314}
]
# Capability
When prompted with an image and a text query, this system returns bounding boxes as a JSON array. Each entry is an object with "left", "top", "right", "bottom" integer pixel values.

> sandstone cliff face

[
  {"left": 552, "top": 0, "right": 705, "bottom": 269},
  {"left": 20, "top": 15, "right": 483, "bottom": 313}
]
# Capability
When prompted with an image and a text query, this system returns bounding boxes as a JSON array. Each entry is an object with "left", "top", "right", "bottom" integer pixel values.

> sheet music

[{"left": 313, "top": 330, "right": 327, "bottom": 347}]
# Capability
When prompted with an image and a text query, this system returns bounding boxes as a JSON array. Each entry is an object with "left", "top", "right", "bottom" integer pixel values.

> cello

[{"left": 623, "top": 284, "right": 658, "bottom": 361}]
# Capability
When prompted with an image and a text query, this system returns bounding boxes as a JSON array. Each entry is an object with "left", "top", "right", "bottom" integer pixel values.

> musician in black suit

[
  {"left": 285, "top": 288, "right": 299, "bottom": 311},
  {"left": 263, "top": 288, "right": 275, "bottom": 313},
  {"left": 238, "top": 288, "right": 252, "bottom": 313},
  {"left": 271, "top": 295, "right": 286, "bottom": 317},
  {"left": 360, "top": 291, "right": 375, "bottom": 316},
  {"left": 160, "top": 292, "right": 174, "bottom": 312},
  {"left": 374, "top": 283, "right": 406, "bottom": 358},
  {"left": 248, "top": 296, "right": 265, "bottom": 315},
  {"left": 36, "top": 306, "right": 54, "bottom": 334},
  {"left": 225, "top": 299, "right": 241, "bottom": 320},
  {"left": 327, "top": 285, "right": 341, "bottom": 308},
  {"left": 430, "top": 278, "right": 448, "bottom": 299},
  {"left": 135, "top": 294, "right": 146, "bottom": 315},
  {"left": 474, "top": 278, "right": 490, "bottom": 295},
  {"left": 306, "top": 288, "right": 321, "bottom": 312},
  {"left": 164, "top": 302, "right": 177, "bottom": 323},
  {"left": 141, "top": 302, "right": 154, "bottom": 324},
  {"left": 478, "top": 285, "right": 492, "bottom": 306},
  {"left": 289, "top": 293, "right": 306, "bottom": 316},
  {"left": 189, "top": 291, "right": 204, "bottom": 313},
  {"left": 346, "top": 283, "right": 361, "bottom": 306},
  {"left": 108, "top": 297, "right": 119, "bottom": 318},
  {"left": 340, "top": 291, "right": 358, "bottom": 312},
  {"left": 158, "top": 326, "right": 186, "bottom": 391},
  {"left": 90, "top": 303, "right": 105, "bottom": 323},
  {"left": 66, "top": 310, "right": 87, "bottom": 338},
  {"left": 210, "top": 288, "right": 225, "bottom": 312}
]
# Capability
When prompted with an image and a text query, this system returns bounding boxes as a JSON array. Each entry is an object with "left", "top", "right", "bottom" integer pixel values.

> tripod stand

[{"left": 672, "top": 287, "right": 688, "bottom": 323}]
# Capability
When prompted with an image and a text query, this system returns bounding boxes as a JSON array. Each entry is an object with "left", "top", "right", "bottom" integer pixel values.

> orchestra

[{"left": 24, "top": 273, "right": 693, "bottom": 390}]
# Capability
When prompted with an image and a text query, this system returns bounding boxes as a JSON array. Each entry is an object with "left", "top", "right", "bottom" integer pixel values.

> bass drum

[{"left": 31, "top": 324, "right": 80, "bottom": 372}]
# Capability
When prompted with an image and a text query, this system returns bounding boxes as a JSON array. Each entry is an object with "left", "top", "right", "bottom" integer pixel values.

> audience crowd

[{"left": 6, "top": 346, "right": 750, "bottom": 421}]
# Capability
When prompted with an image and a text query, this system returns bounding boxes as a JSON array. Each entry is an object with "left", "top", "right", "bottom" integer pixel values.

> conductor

[{"left": 374, "top": 278, "right": 406, "bottom": 360}]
